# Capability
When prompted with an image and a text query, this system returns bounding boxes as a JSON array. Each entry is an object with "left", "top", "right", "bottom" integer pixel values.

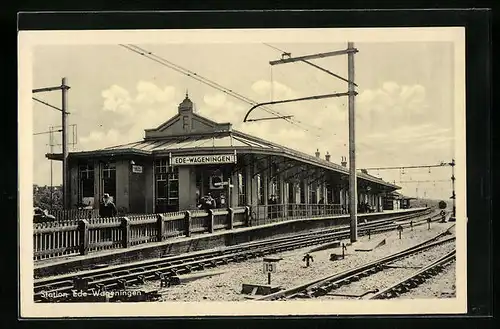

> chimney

[
  {"left": 325, "top": 151, "right": 331, "bottom": 162},
  {"left": 315, "top": 149, "right": 320, "bottom": 158},
  {"left": 341, "top": 156, "right": 347, "bottom": 167}
]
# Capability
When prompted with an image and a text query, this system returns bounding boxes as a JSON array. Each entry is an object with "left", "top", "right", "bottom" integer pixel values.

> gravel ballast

[
  {"left": 146, "top": 222, "right": 455, "bottom": 302},
  {"left": 315, "top": 241, "right": 456, "bottom": 300},
  {"left": 396, "top": 262, "right": 456, "bottom": 299}
]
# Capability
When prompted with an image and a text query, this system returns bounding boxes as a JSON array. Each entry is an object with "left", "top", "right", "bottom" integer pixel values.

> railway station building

[{"left": 47, "top": 95, "right": 401, "bottom": 216}]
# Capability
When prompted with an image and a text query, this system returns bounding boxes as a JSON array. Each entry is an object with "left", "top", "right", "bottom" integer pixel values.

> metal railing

[{"left": 251, "top": 203, "right": 344, "bottom": 226}]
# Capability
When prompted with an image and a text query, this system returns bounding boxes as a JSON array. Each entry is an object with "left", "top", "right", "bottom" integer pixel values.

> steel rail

[
  {"left": 367, "top": 249, "right": 456, "bottom": 300},
  {"left": 255, "top": 226, "right": 455, "bottom": 301},
  {"left": 34, "top": 210, "right": 438, "bottom": 301},
  {"left": 35, "top": 209, "right": 433, "bottom": 286}
]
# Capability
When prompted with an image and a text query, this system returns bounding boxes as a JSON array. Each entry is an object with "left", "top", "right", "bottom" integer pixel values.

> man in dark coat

[{"left": 99, "top": 193, "right": 118, "bottom": 217}]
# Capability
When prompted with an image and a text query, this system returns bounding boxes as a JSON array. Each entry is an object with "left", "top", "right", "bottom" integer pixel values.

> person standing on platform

[
  {"left": 99, "top": 193, "right": 117, "bottom": 218},
  {"left": 203, "top": 193, "right": 216, "bottom": 210}
]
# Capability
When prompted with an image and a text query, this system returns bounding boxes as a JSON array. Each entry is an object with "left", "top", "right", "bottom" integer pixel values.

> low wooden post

[
  {"left": 184, "top": 211, "right": 192, "bottom": 237},
  {"left": 121, "top": 217, "right": 130, "bottom": 248},
  {"left": 244, "top": 206, "right": 251, "bottom": 227},
  {"left": 156, "top": 214, "right": 164, "bottom": 242},
  {"left": 77, "top": 219, "right": 89, "bottom": 255},
  {"left": 208, "top": 209, "right": 215, "bottom": 233},
  {"left": 227, "top": 208, "right": 234, "bottom": 230}
]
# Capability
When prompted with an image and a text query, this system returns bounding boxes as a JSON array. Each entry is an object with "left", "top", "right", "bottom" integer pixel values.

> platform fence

[{"left": 33, "top": 203, "right": 425, "bottom": 261}]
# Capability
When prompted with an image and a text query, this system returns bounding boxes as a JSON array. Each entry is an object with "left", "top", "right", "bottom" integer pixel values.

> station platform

[{"left": 34, "top": 208, "right": 428, "bottom": 278}]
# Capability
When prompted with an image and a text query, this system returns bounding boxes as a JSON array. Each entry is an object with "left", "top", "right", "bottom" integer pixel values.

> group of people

[
  {"left": 197, "top": 193, "right": 217, "bottom": 211},
  {"left": 358, "top": 201, "right": 375, "bottom": 213}
]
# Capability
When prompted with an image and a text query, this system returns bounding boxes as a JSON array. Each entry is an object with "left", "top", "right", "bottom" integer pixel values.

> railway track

[
  {"left": 34, "top": 209, "right": 439, "bottom": 302},
  {"left": 255, "top": 223, "right": 455, "bottom": 301},
  {"left": 367, "top": 249, "right": 456, "bottom": 300}
]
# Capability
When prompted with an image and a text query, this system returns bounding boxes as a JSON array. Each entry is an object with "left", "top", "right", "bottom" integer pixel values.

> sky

[{"left": 31, "top": 37, "right": 457, "bottom": 200}]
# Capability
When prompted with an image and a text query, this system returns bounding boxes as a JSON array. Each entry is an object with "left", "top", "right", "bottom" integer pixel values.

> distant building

[
  {"left": 383, "top": 191, "right": 415, "bottom": 210},
  {"left": 47, "top": 95, "right": 401, "bottom": 214}
]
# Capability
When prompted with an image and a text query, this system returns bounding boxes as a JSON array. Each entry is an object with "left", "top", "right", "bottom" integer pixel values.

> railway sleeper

[
  {"left": 117, "top": 279, "right": 128, "bottom": 289},
  {"left": 342, "top": 277, "right": 352, "bottom": 284},
  {"left": 312, "top": 287, "right": 329, "bottom": 297},
  {"left": 358, "top": 271, "right": 372, "bottom": 278},
  {"left": 350, "top": 275, "right": 360, "bottom": 282},
  {"left": 232, "top": 256, "right": 243, "bottom": 262},
  {"left": 396, "top": 285, "right": 409, "bottom": 293},
  {"left": 73, "top": 277, "right": 90, "bottom": 290},
  {"left": 194, "top": 264, "right": 206, "bottom": 270},
  {"left": 422, "top": 272, "right": 433, "bottom": 279},
  {"left": 137, "top": 275, "right": 146, "bottom": 284},
  {"left": 380, "top": 291, "right": 395, "bottom": 299},
  {"left": 295, "top": 292, "right": 313, "bottom": 299},
  {"left": 404, "top": 280, "right": 418, "bottom": 288}
]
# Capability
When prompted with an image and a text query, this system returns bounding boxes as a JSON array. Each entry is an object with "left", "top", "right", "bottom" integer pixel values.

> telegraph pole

[
  {"left": 450, "top": 159, "right": 456, "bottom": 219},
  {"left": 49, "top": 127, "right": 54, "bottom": 210},
  {"left": 61, "top": 78, "right": 69, "bottom": 209},
  {"left": 347, "top": 42, "right": 358, "bottom": 243},
  {"left": 245, "top": 43, "right": 359, "bottom": 242},
  {"left": 33, "top": 78, "right": 71, "bottom": 209},
  {"left": 362, "top": 161, "right": 456, "bottom": 215}
]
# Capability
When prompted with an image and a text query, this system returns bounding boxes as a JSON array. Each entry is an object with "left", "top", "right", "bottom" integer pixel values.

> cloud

[
  {"left": 251, "top": 79, "right": 297, "bottom": 100},
  {"left": 80, "top": 80, "right": 453, "bottom": 191},
  {"left": 201, "top": 92, "right": 247, "bottom": 125},
  {"left": 135, "top": 81, "right": 176, "bottom": 104},
  {"left": 101, "top": 85, "right": 133, "bottom": 115},
  {"left": 203, "top": 93, "right": 227, "bottom": 108},
  {"left": 78, "top": 81, "right": 179, "bottom": 151},
  {"left": 357, "top": 82, "right": 429, "bottom": 130},
  {"left": 79, "top": 129, "right": 123, "bottom": 150}
]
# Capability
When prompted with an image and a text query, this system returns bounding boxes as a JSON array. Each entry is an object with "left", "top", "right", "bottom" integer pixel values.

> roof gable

[{"left": 144, "top": 95, "right": 232, "bottom": 139}]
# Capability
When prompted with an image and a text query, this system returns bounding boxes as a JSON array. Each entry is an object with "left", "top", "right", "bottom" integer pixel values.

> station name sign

[{"left": 171, "top": 154, "right": 237, "bottom": 166}]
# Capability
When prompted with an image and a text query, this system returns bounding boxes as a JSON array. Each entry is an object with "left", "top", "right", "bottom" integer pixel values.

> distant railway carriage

[{"left": 47, "top": 95, "right": 402, "bottom": 216}]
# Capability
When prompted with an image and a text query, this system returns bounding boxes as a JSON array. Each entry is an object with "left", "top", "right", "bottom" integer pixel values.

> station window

[
  {"left": 309, "top": 185, "right": 317, "bottom": 204},
  {"left": 299, "top": 183, "right": 305, "bottom": 204},
  {"left": 154, "top": 159, "right": 179, "bottom": 212},
  {"left": 256, "top": 174, "right": 264, "bottom": 205},
  {"left": 326, "top": 187, "right": 333, "bottom": 204},
  {"left": 78, "top": 163, "right": 94, "bottom": 206},
  {"left": 270, "top": 177, "right": 280, "bottom": 203},
  {"left": 101, "top": 162, "right": 116, "bottom": 204},
  {"left": 238, "top": 172, "right": 246, "bottom": 206}
]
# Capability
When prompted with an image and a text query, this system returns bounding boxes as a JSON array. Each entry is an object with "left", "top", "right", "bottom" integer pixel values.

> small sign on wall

[{"left": 132, "top": 165, "right": 143, "bottom": 173}]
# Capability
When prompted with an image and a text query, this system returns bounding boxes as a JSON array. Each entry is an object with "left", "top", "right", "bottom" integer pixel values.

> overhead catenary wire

[
  {"left": 262, "top": 43, "right": 413, "bottom": 162},
  {"left": 262, "top": 43, "right": 333, "bottom": 134},
  {"left": 119, "top": 44, "right": 319, "bottom": 136}
]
